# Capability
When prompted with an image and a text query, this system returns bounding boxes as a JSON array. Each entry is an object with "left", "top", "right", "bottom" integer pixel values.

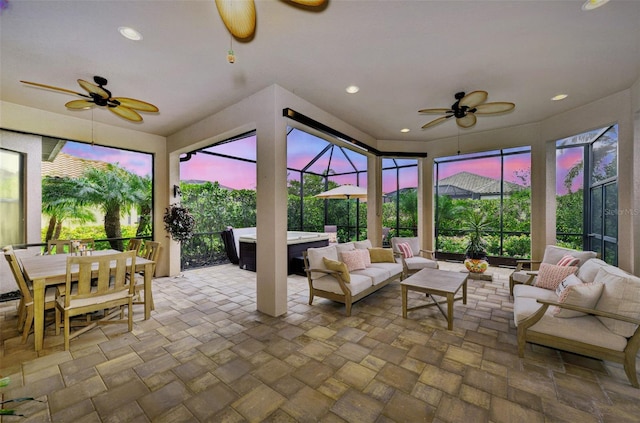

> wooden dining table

[{"left": 20, "top": 249, "right": 155, "bottom": 351}]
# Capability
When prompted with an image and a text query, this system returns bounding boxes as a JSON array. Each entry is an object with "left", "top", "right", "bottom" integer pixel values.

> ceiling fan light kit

[
  {"left": 419, "top": 90, "right": 515, "bottom": 129},
  {"left": 20, "top": 76, "right": 159, "bottom": 122}
]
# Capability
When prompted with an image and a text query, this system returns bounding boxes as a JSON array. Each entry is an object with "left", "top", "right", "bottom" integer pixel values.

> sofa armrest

[
  {"left": 514, "top": 259, "right": 542, "bottom": 272},
  {"left": 418, "top": 249, "right": 435, "bottom": 259},
  {"left": 536, "top": 299, "right": 640, "bottom": 325},
  {"left": 305, "top": 267, "right": 351, "bottom": 295}
]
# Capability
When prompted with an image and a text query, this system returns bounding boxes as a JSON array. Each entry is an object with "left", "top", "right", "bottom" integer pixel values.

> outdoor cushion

[
  {"left": 340, "top": 250, "right": 367, "bottom": 272},
  {"left": 396, "top": 242, "right": 414, "bottom": 258},
  {"left": 368, "top": 262, "right": 403, "bottom": 277},
  {"left": 555, "top": 273, "right": 583, "bottom": 297},
  {"left": 369, "top": 248, "right": 395, "bottom": 263},
  {"left": 307, "top": 245, "right": 338, "bottom": 279},
  {"left": 323, "top": 257, "right": 350, "bottom": 283},
  {"left": 354, "top": 239, "right": 373, "bottom": 250},
  {"left": 554, "top": 282, "right": 604, "bottom": 318},
  {"left": 541, "top": 245, "right": 597, "bottom": 267},
  {"left": 534, "top": 263, "right": 577, "bottom": 290},
  {"left": 351, "top": 267, "right": 392, "bottom": 285},
  {"left": 594, "top": 266, "right": 640, "bottom": 337},
  {"left": 403, "top": 256, "right": 438, "bottom": 270},
  {"left": 576, "top": 258, "right": 609, "bottom": 284},
  {"left": 355, "top": 248, "right": 371, "bottom": 267},
  {"left": 336, "top": 242, "right": 356, "bottom": 260},
  {"left": 391, "top": 237, "right": 420, "bottom": 256},
  {"left": 312, "top": 274, "right": 372, "bottom": 296},
  {"left": 557, "top": 255, "right": 580, "bottom": 267},
  {"left": 512, "top": 284, "right": 558, "bottom": 301}
]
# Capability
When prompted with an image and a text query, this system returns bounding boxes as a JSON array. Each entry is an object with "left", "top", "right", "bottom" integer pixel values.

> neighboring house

[
  {"left": 41, "top": 151, "right": 139, "bottom": 228},
  {"left": 436, "top": 171, "right": 525, "bottom": 200}
]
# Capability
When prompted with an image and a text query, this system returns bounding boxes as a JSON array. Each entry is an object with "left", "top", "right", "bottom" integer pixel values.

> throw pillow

[
  {"left": 554, "top": 282, "right": 604, "bottom": 318},
  {"left": 355, "top": 248, "right": 371, "bottom": 267},
  {"left": 322, "top": 257, "right": 350, "bottom": 283},
  {"left": 396, "top": 242, "right": 414, "bottom": 258},
  {"left": 340, "top": 250, "right": 366, "bottom": 272},
  {"left": 534, "top": 263, "right": 578, "bottom": 290},
  {"left": 594, "top": 266, "right": 640, "bottom": 337},
  {"left": 557, "top": 254, "right": 580, "bottom": 267},
  {"left": 555, "top": 273, "right": 583, "bottom": 297},
  {"left": 368, "top": 248, "right": 396, "bottom": 263}
]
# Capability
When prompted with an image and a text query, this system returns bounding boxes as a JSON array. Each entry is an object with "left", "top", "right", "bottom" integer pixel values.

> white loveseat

[
  {"left": 513, "top": 257, "right": 640, "bottom": 388},
  {"left": 303, "top": 240, "right": 403, "bottom": 316}
]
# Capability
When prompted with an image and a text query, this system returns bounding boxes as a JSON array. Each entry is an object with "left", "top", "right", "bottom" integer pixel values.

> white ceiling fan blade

[
  {"left": 113, "top": 97, "right": 159, "bottom": 112},
  {"left": 474, "top": 102, "right": 515, "bottom": 114},
  {"left": 421, "top": 115, "right": 451, "bottom": 129},
  {"left": 418, "top": 108, "right": 452, "bottom": 115},
  {"left": 78, "top": 79, "right": 110, "bottom": 99},
  {"left": 215, "top": 0, "right": 256, "bottom": 39},
  {"left": 459, "top": 91, "right": 488, "bottom": 108},
  {"left": 109, "top": 105, "right": 143, "bottom": 122},
  {"left": 65, "top": 99, "right": 95, "bottom": 109},
  {"left": 456, "top": 113, "right": 477, "bottom": 128}
]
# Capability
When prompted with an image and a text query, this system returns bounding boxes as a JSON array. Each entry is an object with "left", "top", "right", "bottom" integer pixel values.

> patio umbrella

[{"left": 315, "top": 185, "right": 367, "bottom": 239}]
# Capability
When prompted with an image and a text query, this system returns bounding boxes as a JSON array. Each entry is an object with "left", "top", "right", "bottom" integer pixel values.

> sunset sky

[{"left": 63, "top": 130, "right": 582, "bottom": 195}]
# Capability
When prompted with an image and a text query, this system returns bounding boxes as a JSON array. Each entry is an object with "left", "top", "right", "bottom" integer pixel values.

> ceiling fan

[
  {"left": 20, "top": 76, "right": 159, "bottom": 122},
  {"left": 216, "top": 0, "right": 326, "bottom": 39},
  {"left": 419, "top": 91, "right": 515, "bottom": 129}
]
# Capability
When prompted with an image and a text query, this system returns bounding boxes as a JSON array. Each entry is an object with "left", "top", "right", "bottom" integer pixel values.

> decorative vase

[{"left": 464, "top": 258, "right": 488, "bottom": 273}]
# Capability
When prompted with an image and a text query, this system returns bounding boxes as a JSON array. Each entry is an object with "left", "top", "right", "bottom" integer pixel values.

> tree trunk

[
  {"left": 136, "top": 204, "right": 151, "bottom": 236},
  {"left": 54, "top": 221, "right": 62, "bottom": 240},
  {"left": 105, "top": 205, "right": 123, "bottom": 250},
  {"left": 46, "top": 216, "right": 57, "bottom": 241}
]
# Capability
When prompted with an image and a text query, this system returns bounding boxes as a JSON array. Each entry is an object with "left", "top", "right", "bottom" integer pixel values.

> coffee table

[{"left": 401, "top": 268, "right": 468, "bottom": 330}]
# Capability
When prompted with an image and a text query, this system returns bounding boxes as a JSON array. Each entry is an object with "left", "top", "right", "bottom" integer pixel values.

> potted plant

[
  {"left": 463, "top": 209, "right": 490, "bottom": 273},
  {"left": 163, "top": 203, "right": 196, "bottom": 243}
]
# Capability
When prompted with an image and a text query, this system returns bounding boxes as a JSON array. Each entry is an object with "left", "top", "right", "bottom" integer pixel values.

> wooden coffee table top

[{"left": 401, "top": 268, "right": 468, "bottom": 294}]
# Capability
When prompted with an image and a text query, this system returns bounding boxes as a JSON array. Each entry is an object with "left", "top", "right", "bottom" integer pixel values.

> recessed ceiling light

[
  {"left": 582, "top": 0, "right": 609, "bottom": 11},
  {"left": 118, "top": 26, "right": 143, "bottom": 41},
  {"left": 551, "top": 94, "right": 568, "bottom": 101},
  {"left": 400, "top": 128, "right": 410, "bottom": 133},
  {"left": 345, "top": 85, "right": 359, "bottom": 94}
]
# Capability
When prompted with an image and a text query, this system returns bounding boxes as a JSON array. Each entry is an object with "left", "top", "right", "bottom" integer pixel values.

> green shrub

[
  {"left": 41, "top": 225, "right": 138, "bottom": 250},
  {"left": 503, "top": 234, "right": 531, "bottom": 258}
]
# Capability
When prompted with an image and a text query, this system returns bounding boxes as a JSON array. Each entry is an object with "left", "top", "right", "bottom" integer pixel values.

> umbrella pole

[{"left": 346, "top": 194, "right": 351, "bottom": 242}]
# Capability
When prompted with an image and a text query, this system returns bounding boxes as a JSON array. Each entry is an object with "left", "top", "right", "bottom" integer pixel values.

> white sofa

[
  {"left": 513, "top": 257, "right": 640, "bottom": 388},
  {"left": 303, "top": 240, "right": 403, "bottom": 316}
]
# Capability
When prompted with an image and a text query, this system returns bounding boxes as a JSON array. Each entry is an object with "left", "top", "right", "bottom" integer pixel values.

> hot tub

[{"left": 237, "top": 231, "right": 330, "bottom": 274}]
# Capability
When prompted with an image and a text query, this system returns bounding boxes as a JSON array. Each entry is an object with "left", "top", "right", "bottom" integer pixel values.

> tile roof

[
  {"left": 438, "top": 171, "right": 524, "bottom": 195},
  {"left": 41, "top": 152, "right": 109, "bottom": 178}
]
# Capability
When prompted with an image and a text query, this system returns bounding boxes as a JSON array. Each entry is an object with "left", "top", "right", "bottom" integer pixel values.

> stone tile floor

[{"left": 1, "top": 261, "right": 639, "bottom": 422}]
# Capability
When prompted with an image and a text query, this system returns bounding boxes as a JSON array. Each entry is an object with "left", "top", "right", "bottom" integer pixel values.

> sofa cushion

[
  {"left": 576, "top": 258, "right": 609, "bottom": 284},
  {"left": 594, "top": 266, "right": 640, "bottom": 337},
  {"left": 323, "top": 257, "right": 350, "bottom": 283},
  {"left": 369, "top": 248, "right": 396, "bottom": 263},
  {"left": 534, "top": 263, "right": 578, "bottom": 290},
  {"left": 554, "top": 282, "right": 604, "bottom": 318},
  {"left": 313, "top": 274, "right": 372, "bottom": 296},
  {"left": 557, "top": 255, "right": 580, "bottom": 267},
  {"left": 403, "top": 256, "right": 438, "bottom": 271},
  {"left": 354, "top": 239, "right": 373, "bottom": 250},
  {"left": 513, "top": 296, "right": 627, "bottom": 351},
  {"left": 396, "top": 242, "right": 413, "bottom": 258},
  {"left": 391, "top": 237, "right": 420, "bottom": 256},
  {"left": 341, "top": 250, "right": 366, "bottom": 272},
  {"left": 356, "top": 248, "right": 371, "bottom": 267},
  {"left": 513, "top": 284, "right": 558, "bottom": 301},
  {"left": 336, "top": 242, "right": 356, "bottom": 260},
  {"left": 368, "top": 262, "right": 403, "bottom": 278},
  {"left": 307, "top": 245, "right": 338, "bottom": 279},
  {"left": 555, "top": 273, "right": 583, "bottom": 297},
  {"left": 352, "top": 267, "right": 391, "bottom": 285},
  {"left": 542, "top": 245, "right": 597, "bottom": 267}
]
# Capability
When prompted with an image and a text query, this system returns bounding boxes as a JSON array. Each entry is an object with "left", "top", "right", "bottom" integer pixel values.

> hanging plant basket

[{"left": 163, "top": 204, "right": 195, "bottom": 243}]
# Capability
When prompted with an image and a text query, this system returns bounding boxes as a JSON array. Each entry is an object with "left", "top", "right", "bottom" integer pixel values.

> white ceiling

[{"left": 1, "top": 1, "right": 639, "bottom": 144}]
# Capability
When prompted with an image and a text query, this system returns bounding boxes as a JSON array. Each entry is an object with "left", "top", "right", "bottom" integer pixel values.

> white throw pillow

[
  {"left": 555, "top": 273, "right": 582, "bottom": 297},
  {"left": 554, "top": 282, "right": 604, "bottom": 318}
]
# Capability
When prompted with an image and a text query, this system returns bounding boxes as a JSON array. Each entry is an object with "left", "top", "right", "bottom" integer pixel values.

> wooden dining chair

[
  {"left": 55, "top": 250, "right": 137, "bottom": 350},
  {"left": 127, "top": 238, "right": 143, "bottom": 254},
  {"left": 46, "top": 239, "right": 72, "bottom": 255},
  {"left": 133, "top": 240, "right": 161, "bottom": 310},
  {"left": 3, "top": 246, "right": 57, "bottom": 343}
]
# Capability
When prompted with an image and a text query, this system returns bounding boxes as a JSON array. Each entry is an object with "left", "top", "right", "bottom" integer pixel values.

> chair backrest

[
  {"left": 127, "top": 239, "right": 143, "bottom": 254},
  {"left": 324, "top": 225, "right": 338, "bottom": 243},
  {"left": 62, "top": 250, "right": 136, "bottom": 308},
  {"left": 3, "top": 246, "right": 33, "bottom": 303},
  {"left": 46, "top": 239, "right": 72, "bottom": 254},
  {"left": 390, "top": 236, "right": 420, "bottom": 256},
  {"left": 76, "top": 238, "right": 95, "bottom": 251},
  {"left": 141, "top": 241, "right": 161, "bottom": 276}
]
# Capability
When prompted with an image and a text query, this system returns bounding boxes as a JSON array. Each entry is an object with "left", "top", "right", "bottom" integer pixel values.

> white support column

[
  {"left": 367, "top": 155, "right": 383, "bottom": 247},
  {"left": 418, "top": 156, "right": 435, "bottom": 251}
]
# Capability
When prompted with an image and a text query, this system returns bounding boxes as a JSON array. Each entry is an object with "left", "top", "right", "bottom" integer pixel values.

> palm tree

[{"left": 42, "top": 176, "right": 95, "bottom": 241}]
